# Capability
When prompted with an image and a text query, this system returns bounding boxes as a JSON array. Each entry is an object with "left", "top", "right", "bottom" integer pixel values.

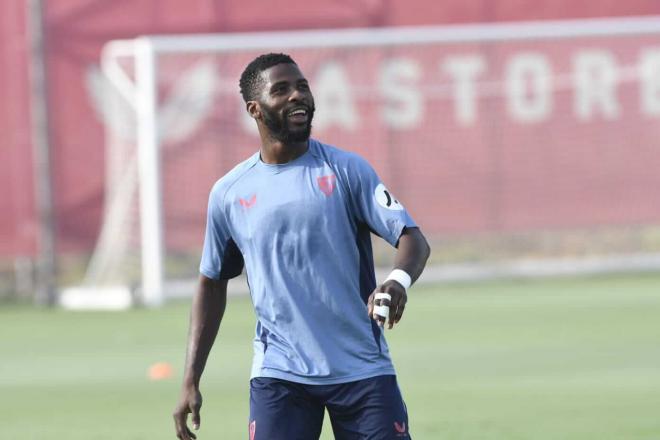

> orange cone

[{"left": 148, "top": 362, "right": 174, "bottom": 380}]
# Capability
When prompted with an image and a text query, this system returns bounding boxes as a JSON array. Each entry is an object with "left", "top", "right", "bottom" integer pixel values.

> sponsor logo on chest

[
  {"left": 317, "top": 174, "right": 336, "bottom": 196},
  {"left": 239, "top": 194, "right": 257, "bottom": 209}
]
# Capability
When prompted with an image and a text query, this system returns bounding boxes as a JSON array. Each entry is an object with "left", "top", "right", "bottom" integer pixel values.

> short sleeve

[
  {"left": 346, "top": 155, "right": 417, "bottom": 247},
  {"left": 199, "top": 187, "right": 244, "bottom": 279}
]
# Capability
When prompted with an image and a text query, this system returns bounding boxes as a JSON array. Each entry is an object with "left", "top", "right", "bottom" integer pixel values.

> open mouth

[{"left": 286, "top": 106, "right": 309, "bottom": 123}]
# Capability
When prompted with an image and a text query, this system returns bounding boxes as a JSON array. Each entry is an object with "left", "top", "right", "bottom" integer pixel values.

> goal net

[{"left": 62, "top": 16, "right": 660, "bottom": 308}]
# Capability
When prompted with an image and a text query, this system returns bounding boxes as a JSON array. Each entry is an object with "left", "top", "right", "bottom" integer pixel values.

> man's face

[{"left": 254, "top": 63, "right": 315, "bottom": 143}]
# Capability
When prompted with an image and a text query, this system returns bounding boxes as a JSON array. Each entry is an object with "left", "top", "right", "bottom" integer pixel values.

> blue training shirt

[{"left": 200, "top": 139, "right": 417, "bottom": 385}]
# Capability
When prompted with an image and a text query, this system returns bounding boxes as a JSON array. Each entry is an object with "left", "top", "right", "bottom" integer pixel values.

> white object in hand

[{"left": 373, "top": 292, "right": 392, "bottom": 321}]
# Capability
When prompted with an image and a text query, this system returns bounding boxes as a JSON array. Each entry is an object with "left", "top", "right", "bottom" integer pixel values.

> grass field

[{"left": 1, "top": 273, "right": 660, "bottom": 439}]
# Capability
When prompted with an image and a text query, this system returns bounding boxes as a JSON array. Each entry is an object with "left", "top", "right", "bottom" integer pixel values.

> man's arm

[
  {"left": 173, "top": 275, "right": 228, "bottom": 440},
  {"left": 368, "top": 226, "right": 431, "bottom": 329}
]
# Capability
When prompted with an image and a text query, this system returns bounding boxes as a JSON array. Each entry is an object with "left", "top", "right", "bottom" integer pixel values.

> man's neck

[{"left": 259, "top": 138, "right": 309, "bottom": 164}]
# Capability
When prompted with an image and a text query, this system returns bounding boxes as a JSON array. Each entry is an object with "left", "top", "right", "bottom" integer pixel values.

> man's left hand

[{"left": 367, "top": 280, "right": 407, "bottom": 330}]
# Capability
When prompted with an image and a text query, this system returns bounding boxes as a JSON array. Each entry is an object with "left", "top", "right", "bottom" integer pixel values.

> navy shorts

[{"left": 248, "top": 375, "right": 411, "bottom": 440}]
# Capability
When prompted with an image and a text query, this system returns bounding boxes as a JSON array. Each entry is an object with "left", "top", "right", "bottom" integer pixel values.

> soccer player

[{"left": 173, "top": 53, "right": 430, "bottom": 440}]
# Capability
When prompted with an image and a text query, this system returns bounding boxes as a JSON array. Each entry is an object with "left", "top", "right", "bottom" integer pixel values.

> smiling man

[{"left": 173, "top": 53, "right": 430, "bottom": 440}]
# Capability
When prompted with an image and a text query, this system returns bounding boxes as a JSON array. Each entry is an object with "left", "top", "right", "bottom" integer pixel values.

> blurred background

[{"left": 1, "top": 1, "right": 660, "bottom": 439}]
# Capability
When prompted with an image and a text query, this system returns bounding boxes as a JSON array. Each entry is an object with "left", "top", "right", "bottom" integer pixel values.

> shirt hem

[
  {"left": 385, "top": 220, "right": 409, "bottom": 247},
  {"left": 251, "top": 367, "right": 397, "bottom": 385},
  {"left": 199, "top": 267, "right": 219, "bottom": 280}
]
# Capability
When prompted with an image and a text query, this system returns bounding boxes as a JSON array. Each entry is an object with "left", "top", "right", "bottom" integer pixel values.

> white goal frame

[{"left": 84, "top": 15, "right": 660, "bottom": 308}]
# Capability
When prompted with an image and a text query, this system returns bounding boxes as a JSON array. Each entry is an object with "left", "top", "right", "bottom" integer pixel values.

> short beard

[{"left": 262, "top": 106, "right": 314, "bottom": 144}]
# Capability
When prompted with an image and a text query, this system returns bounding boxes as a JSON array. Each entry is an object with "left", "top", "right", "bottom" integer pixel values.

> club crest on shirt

[
  {"left": 375, "top": 183, "right": 404, "bottom": 210},
  {"left": 239, "top": 194, "right": 256, "bottom": 209},
  {"left": 317, "top": 174, "right": 337, "bottom": 196}
]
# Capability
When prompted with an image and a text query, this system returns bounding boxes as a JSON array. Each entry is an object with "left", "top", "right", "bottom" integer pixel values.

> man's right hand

[
  {"left": 174, "top": 277, "right": 227, "bottom": 439},
  {"left": 173, "top": 385, "right": 203, "bottom": 440}
]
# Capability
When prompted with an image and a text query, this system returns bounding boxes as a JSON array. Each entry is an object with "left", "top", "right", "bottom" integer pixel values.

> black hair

[{"left": 239, "top": 53, "right": 297, "bottom": 102}]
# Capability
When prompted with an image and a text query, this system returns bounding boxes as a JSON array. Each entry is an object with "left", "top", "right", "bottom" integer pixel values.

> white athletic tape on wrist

[
  {"left": 384, "top": 269, "right": 412, "bottom": 290},
  {"left": 374, "top": 293, "right": 391, "bottom": 320}
]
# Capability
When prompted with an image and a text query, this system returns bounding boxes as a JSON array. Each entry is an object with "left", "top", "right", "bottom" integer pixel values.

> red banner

[
  {"left": 139, "top": 33, "right": 660, "bottom": 250},
  {"left": 2, "top": 0, "right": 660, "bottom": 257}
]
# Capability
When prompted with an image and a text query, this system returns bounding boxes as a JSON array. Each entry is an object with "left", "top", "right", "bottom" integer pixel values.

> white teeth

[{"left": 289, "top": 109, "right": 307, "bottom": 116}]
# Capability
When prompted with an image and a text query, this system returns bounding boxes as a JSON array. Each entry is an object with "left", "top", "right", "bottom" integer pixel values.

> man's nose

[{"left": 288, "top": 87, "right": 305, "bottom": 102}]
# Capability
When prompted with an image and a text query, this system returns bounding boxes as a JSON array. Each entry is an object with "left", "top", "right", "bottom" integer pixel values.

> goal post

[
  {"left": 134, "top": 38, "right": 164, "bottom": 307},
  {"left": 60, "top": 16, "right": 660, "bottom": 309}
]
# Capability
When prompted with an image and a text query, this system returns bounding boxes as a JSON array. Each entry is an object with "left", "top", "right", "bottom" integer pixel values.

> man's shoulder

[
  {"left": 310, "top": 139, "right": 370, "bottom": 171},
  {"left": 209, "top": 151, "right": 260, "bottom": 199}
]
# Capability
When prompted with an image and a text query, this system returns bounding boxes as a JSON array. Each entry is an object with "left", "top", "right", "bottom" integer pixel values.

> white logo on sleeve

[{"left": 374, "top": 183, "right": 404, "bottom": 210}]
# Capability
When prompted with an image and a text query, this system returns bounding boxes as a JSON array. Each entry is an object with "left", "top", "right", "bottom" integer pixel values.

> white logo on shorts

[{"left": 375, "top": 183, "right": 404, "bottom": 211}]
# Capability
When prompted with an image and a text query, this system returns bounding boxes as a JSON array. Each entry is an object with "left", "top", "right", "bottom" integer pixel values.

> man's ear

[{"left": 246, "top": 101, "right": 261, "bottom": 120}]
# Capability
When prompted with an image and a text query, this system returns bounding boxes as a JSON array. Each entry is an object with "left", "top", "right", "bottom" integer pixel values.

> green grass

[{"left": 1, "top": 273, "right": 660, "bottom": 439}]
